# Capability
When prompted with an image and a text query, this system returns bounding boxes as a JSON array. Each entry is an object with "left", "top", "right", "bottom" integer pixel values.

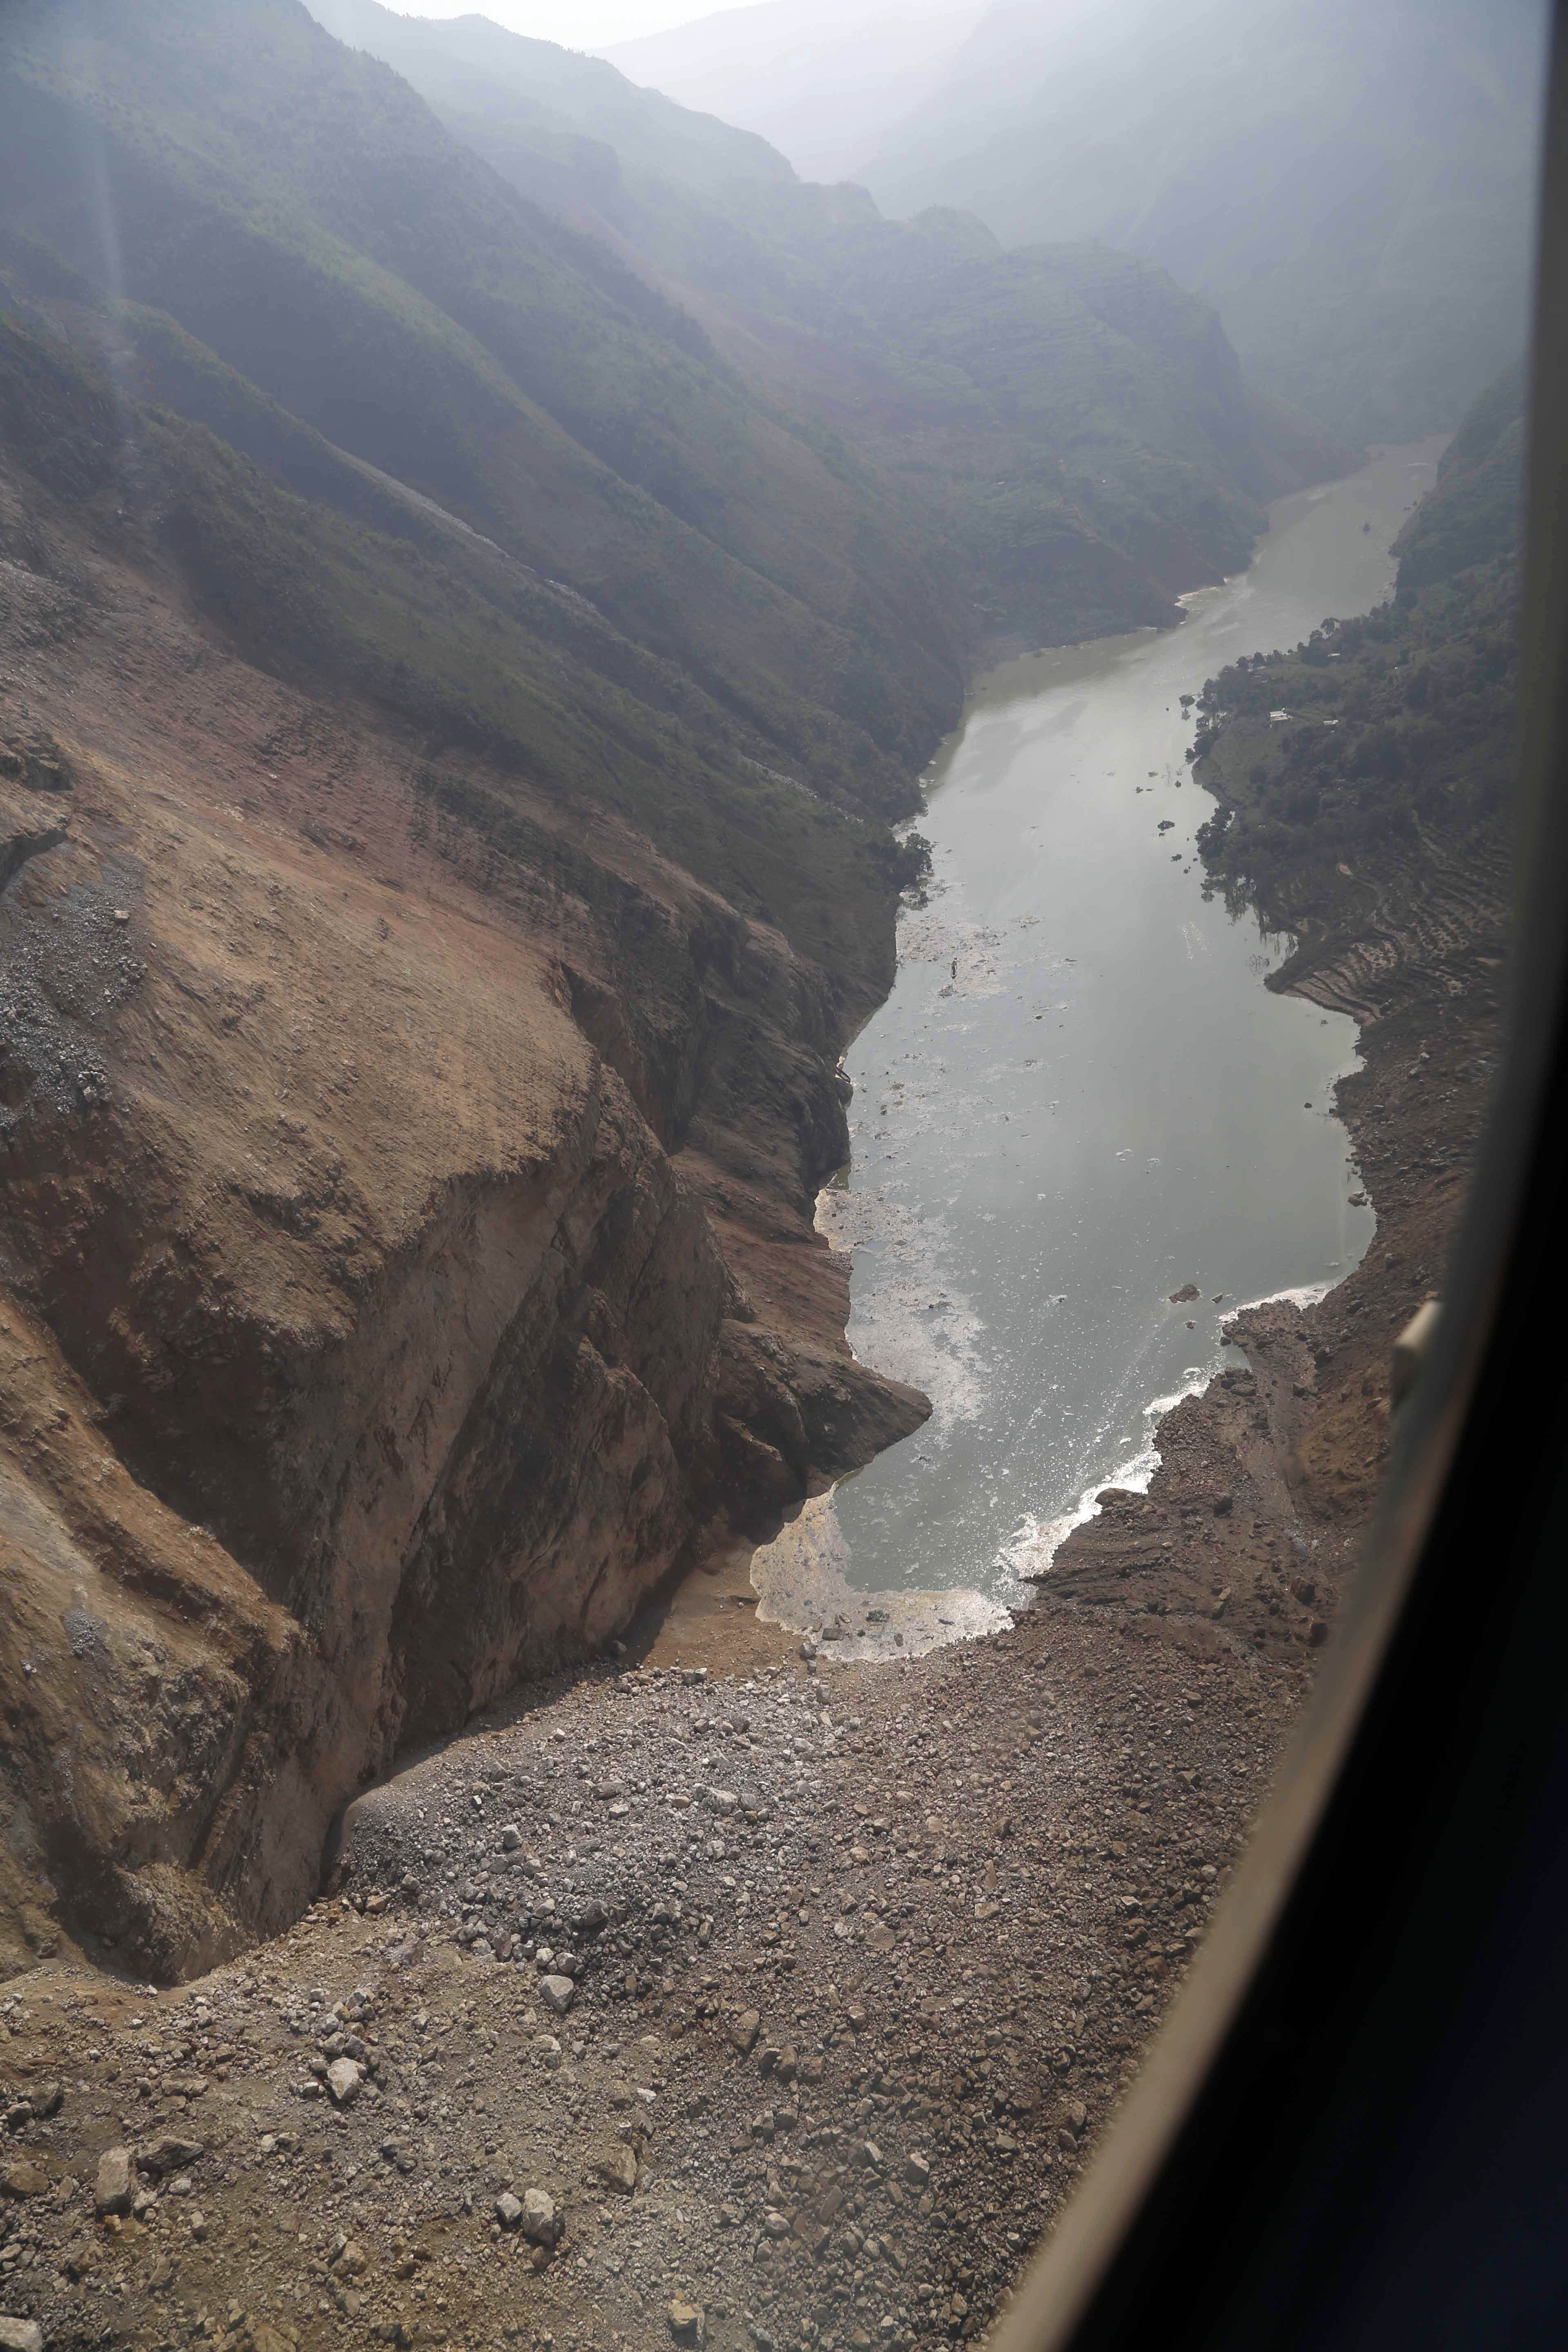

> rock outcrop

[{"left": 0, "top": 451, "right": 925, "bottom": 1983}]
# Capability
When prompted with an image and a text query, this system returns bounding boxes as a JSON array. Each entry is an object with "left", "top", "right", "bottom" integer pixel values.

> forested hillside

[
  {"left": 0, "top": 0, "right": 959, "bottom": 844},
  {"left": 305, "top": 0, "right": 1343, "bottom": 650},
  {"left": 1191, "top": 362, "right": 1523, "bottom": 942},
  {"left": 862, "top": 0, "right": 1545, "bottom": 446}
]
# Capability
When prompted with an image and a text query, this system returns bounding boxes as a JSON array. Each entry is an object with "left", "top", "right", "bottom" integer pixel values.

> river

[{"left": 751, "top": 439, "right": 1446, "bottom": 1657}]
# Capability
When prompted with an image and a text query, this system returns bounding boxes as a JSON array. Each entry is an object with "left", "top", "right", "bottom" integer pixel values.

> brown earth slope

[
  {"left": 0, "top": 461, "right": 1514, "bottom": 2352},
  {"left": 0, "top": 403, "right": 927, "bottom": 1986}
]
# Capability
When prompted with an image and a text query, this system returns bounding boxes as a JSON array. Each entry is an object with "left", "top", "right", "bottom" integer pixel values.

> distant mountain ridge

[
  {"left": 298, "top": 0, "right": 1344, "bottom": 656},
  {"left": 604, "top": 0, "right": 986, "bottom": 187},
  {"left": 860, "top": 0, "right": 1547, "bottom": 446},
  {"left": 313, "top": 0, "right": 797, "bottom": 194}
]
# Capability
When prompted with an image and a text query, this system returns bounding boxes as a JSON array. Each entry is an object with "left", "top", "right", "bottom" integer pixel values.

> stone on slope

[
  {"left": 521, "top": 2189, "right": 559, "bottom": 2246},
  {"left": 593, "top": 2144, "right": 639, "bottom": 2195},
  {"left": 326, "top": 2059, "right": 364, "bottom": 2107},
  {"left": 94, "top": 2148, "right": 132, "bottom": 2217}
]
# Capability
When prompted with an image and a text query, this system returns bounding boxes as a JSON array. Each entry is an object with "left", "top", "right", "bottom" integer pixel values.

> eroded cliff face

[{"left": 0, "top": 467, "right": 926, "bottom": 1982}]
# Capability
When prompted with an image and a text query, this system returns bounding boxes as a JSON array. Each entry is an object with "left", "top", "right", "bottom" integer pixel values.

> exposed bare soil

[
  {"left": 0, "top": 470, "right": 922, "bottom": 1982},
  {"left": 0, "top": 356, "right": 1509, "bottom": 2352},
  {"left": 0, "top": 816, "right": 1505, "bottom": 2352}
]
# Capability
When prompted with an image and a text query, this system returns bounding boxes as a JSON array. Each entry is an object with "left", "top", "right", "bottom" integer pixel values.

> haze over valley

[
  {"left": 605, "top": 0, "right": 988, "bottom": 188},
  {"left": 0, "top": 4, "right": 1542, "bottom": 2350}
]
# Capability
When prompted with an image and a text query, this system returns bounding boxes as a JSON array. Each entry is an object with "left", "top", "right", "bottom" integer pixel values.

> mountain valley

[{"left": 0, "top": 9, "right": 1541, "bottom": 2352}]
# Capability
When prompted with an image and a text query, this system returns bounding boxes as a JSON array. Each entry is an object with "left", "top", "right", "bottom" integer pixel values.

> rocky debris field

[
  {"left": 0, "top": 417, "right": 1506, "bottom": 2352},
  {"left": 0, "top": 1604, "right": 1305, "bottom": 2352},
  {"left": 0, "top": 783, "right": 1503, "bottom": 2352}
]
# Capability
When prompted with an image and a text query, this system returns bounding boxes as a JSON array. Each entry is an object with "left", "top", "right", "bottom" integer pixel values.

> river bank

[
  {"left": 1042, "top": 891, "right": 1503, "bottom": 1641},
  {"left": 0, "top": 461, "right": 1512, "bottom": 2352},
  {"left": 0, "top": 894, "right": 1500, "bottom": 2352},
  {"left": 730, "top": 443, "right": 1446, "bottom": 1652},
  {"left": 606, "top": 442, "right": 1480, "bottom": 1694}
]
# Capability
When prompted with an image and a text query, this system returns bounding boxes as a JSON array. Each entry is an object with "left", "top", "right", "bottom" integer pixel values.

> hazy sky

[{"left": 399, "top": 0, "right": 716, "bottom": 45}]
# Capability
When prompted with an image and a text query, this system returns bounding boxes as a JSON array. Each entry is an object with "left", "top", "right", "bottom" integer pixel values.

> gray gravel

[{"left": 0, "top": 1610, "right": 1303, "bottom": 2352}]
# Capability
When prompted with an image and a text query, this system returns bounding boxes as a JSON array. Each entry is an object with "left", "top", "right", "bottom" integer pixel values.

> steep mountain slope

[
  {"left": 1191, "top": 360, "right": 1523, "bottom": 944},
  {"left": 604, "top": 0, "right": 986, "bottom": 186},
  {"left": 0, "top": 0, "right": 1334, "bottom": 1976},
  {"left": 620, "top": 190, "right": 1341, "bottom": 638},
  {"left": 307, "top": 0, "right": 1345, "bottom": 650},
  {"left": 861, "top": 0, "right": 1547, "bottom": 445},
  {"left": 0, "top": 0, "right": 959, "bottom": 1975},
  {"left": 0, "top": 307, "right": 928, "bottom": 1978},
  {"left": 313, "top": 0, "right": 797, "bottom": 196},
  {"left": 0, "top": 0, "right": 960, "bottom": 806},
  {"left": 1390, "top": 356, "right": 1526, "bottom": 601}
]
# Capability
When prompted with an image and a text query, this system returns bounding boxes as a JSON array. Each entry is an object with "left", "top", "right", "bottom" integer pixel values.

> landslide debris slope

[
  {"left": 0, "top": 307, "right": 933, "bottom": 1981},
  {"left": 0, "top": 0, "right": 1339, "bottom": 1983}
]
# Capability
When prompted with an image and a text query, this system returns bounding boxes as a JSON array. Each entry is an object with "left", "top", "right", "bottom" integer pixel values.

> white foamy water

[{"left": 814, "top": 1178, "right": 986, "bottom": 1437}]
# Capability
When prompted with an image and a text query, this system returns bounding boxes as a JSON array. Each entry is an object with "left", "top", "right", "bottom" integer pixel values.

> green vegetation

[
  {"left": 626, "top": 196, "right": 1299, "bottom": 630},
  {"left": 0, "top": 0, "right": 960, "bottom": 826},
  {"left": 1191, "top": 363, "right": 1523, "bottom": 930},
  {"left": 289, "top": 0, "right": 1343, "bottom": 645},
  {"left": 1391, "top": 357, "right": 1525, "bottom": 602}
]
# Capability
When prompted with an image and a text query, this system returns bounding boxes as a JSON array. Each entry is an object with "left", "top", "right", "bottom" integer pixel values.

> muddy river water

[{"left": 751, "top": 439, "right": 1445, "bottom": 1655}]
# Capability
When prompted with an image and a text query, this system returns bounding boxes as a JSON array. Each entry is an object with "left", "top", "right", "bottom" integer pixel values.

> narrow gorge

[
  {"left": 0, "top": 0, "right": 1350, "bottom": 1980},
  {"left": 0, "top": 6, "right": 1536, "bottom": 2352}
]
